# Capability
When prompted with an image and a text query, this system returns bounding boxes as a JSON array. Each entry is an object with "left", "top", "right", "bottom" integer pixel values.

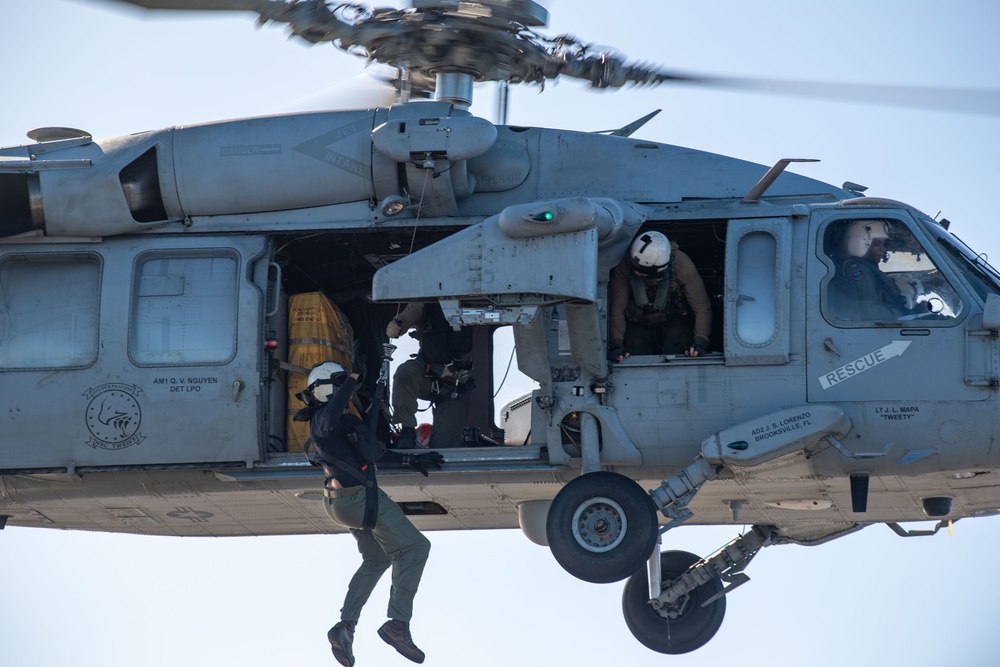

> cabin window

[
  {"left": 0, "top": 254, "right": 101, "bottom": 369},
  {"left": 734, "top": 231, "right": 778, "bottom": 346},
  {"left": 130, "top": 251, "right": 238, "bottom": 365},
  {"left": 822, "top": 218, "right": 963, "bottom": 325},
  {"left": 723, "top": 218, "right": 790, "bottom": 365}
]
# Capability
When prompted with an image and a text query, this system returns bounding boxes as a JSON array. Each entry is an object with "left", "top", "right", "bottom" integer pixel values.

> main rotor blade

[
  {"left": 100, "top": 2, "right": 1000, "bottom": 117},
  {"left": 652, "top": 70, "right": 1000, "bottom": 117},
  {"left": 111, "top": 0, "right": 275, "bottom": 10},
  {"left": 551, "top": 52, "right": 1000, "bottom": 116}
]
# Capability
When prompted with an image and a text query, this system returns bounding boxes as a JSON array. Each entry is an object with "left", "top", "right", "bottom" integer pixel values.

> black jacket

[{"left": 310, "top": 376, "right": 404, "bottom": 486}]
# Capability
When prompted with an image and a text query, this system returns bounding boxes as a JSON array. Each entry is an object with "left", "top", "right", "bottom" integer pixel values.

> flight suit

[
  {"left": 311, "top": 375, "right": 431, "bottom": 623},
  {"left": 829, "top": 256, "right": 909, "bottom": 321},
  {"left": 390, "top": 302, "right": 474, "bottom": 448},
  {"left": 608, "top": 246, "right": 712, "bottom": 355}
]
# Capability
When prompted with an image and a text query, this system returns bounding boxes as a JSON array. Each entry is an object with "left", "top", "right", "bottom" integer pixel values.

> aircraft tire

[
  {"left": 545, "top": 471, "right": 658, "bottom": 584},
  {"left": 621, "top": 550, "right": 726, "bottom": 654}
]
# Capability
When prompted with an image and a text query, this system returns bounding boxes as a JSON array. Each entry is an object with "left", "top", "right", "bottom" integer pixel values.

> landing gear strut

[
  {"left": 622, "top": 550, "right": 725, "bottom": 655},
  {"left": 621, "top": 526, "right": 774, "bottom": 654}
]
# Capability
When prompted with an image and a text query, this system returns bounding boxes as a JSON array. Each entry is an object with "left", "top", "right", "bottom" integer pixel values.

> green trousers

[{"left": 324, "top": 487, "right": 430, "bottom": 622}]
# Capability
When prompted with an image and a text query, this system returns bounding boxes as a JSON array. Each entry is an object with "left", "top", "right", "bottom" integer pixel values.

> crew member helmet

[
  {"left": 845, "top": 220, "right": 891, "bottom": 258},
  {"left": 628, "top": 231, "right": 672, "bottom": 276},
  {"left": 304, "top": 361, "right": 348, "bottom": 404}
]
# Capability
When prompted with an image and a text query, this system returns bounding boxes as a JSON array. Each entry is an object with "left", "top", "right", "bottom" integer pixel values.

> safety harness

[
  {"left": 306, "top": 414, "right": 384, "bottom": 529},
  {"left": 628, "top": 262, "right": 689, "bottom": 318}
]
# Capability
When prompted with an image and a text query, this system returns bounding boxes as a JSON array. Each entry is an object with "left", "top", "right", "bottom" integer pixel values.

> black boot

[
  {"left": 396, "top": 426, "right": 417, "bottom": 449},
  {"left": 328, "top": 620, "right": 356, "bottom": 667},
  {"left": 377, "top": 620, "right": 425, "bottom": 664}
]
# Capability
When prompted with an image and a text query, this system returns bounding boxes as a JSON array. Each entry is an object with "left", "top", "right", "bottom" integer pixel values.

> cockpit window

[
  {"left": 823, "top": 218, "right": 962, "bottom": 324},
  {"left": 923, "top": 222, "right": 1000, "bottom": 303}
]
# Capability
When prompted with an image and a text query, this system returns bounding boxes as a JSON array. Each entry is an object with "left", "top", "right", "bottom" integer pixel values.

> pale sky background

[{"left": 3, "top": 1, "right": 1000, "bottom": 666}]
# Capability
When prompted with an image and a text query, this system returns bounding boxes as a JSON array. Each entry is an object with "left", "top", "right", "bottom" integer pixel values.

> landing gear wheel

[
  {"left": 545, "top": 471, "right": 658, "bottom": 583},
  {"left": 622, "top": 550, "right": 726, "bottom": 654}
]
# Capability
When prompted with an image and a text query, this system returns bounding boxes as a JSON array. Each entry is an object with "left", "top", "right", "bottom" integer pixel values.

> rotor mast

[{"left": 434, "top": 70, "right": 477, "bottom": 108}]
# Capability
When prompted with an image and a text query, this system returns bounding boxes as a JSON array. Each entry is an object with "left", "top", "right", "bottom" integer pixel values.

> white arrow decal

[{"left": 819, "top": 340, "right": 912, "bottom": 390}]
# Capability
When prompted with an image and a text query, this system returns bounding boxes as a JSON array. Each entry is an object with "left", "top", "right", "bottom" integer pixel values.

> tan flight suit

[{"left": 608, "top": 245, "right": 712, "bottom": 355}]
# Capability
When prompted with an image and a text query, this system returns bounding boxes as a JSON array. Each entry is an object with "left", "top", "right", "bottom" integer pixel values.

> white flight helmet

[
  {"left": 305, "top": 361, "right": 347, "bottom": 404},
  {"left": 845, "top": 220, "right": 891, "bottom": 258},
  {"left": 629, "top": 231, "right": 672, "bottom": 276}
]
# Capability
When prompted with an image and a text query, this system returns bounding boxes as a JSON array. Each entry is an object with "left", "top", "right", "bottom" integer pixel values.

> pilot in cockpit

[{"left": 828, "top": 219, "right": 912, "bottom": 321}]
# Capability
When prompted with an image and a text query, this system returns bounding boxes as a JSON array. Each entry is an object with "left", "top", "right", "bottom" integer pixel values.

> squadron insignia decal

[{"left": 83, "top": 383, "right": 146, "bottom": 450}]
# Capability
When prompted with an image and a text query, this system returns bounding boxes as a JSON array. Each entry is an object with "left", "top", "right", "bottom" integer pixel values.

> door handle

[{"left": 823, "top": 337, "right": 841, "bottom": 357}]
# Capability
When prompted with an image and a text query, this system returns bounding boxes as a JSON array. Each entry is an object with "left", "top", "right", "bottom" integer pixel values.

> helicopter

[{"left": 3, "top": 0, "right": 1000, "bottom": 660}]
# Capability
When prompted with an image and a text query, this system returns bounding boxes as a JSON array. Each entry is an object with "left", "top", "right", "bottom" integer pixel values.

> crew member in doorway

[
  {"left": 296, "top": 360, "right": 443, "bottom": 666},
  {"left": 608, "top": 231, "right": 712, "bottom": 361},
  {"left": 386, "top": 302, "right": 474, "bottom": 448}
]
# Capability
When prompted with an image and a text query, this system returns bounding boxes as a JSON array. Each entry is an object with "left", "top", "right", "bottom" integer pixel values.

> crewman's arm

[
  {"left": 386, "top": 302, "right": 425, "bottom": 338},
  {"left": 311, "top": 374, "right": 358, "bottom": 437},
  {"left": 674, "top": 250, "right": 712, "bottom": 343},
  {"left": 608, "top": 259, "right": 631, "bottom": 343}
]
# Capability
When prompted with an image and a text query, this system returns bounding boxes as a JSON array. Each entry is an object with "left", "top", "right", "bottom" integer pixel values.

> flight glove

[
  {"left": 386, "top": 317, "right": 405, "bottom": 339},
  {"left": 691, "top": 336, "right": 709, "bottom": 356}
]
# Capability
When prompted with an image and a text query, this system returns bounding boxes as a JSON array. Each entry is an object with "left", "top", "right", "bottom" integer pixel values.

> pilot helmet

[
  {"left": 845, "top": 220, "right": 891, "bottom": 257},
  {"left": 304, "top": 361, "right": 348, "bottom": 404},
  {"left": 629, "top": 231, "right": 672, "bottom": 277}
]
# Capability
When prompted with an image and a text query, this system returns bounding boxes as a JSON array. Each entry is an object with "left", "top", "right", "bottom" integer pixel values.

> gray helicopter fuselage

[{"left": 1, "top": 101, "right": 998, "bottom": 544}]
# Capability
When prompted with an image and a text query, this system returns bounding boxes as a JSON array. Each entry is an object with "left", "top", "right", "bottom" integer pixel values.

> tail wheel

[
  {"left": 545, "top": 471, "right": 658, "bottom": 583},
  {"left": 622, "top": 550, "right": 726, "bottom": 654}
]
